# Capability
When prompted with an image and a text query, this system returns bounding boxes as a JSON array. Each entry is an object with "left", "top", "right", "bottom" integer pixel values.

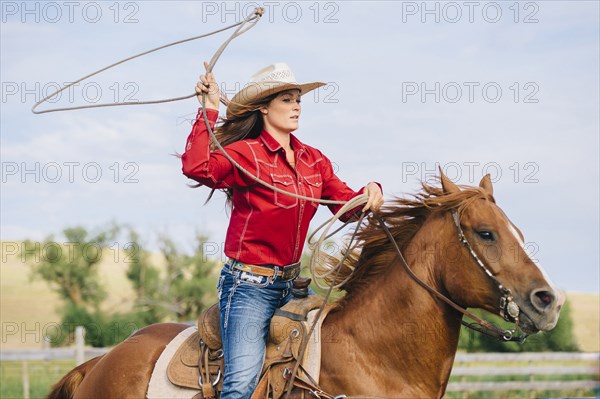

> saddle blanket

[
  {"left": 303, "top": 307, "right": 326, "bottom": 382},
  {"left": 147, "top": 326, "right": 199, "bottom": 399}
]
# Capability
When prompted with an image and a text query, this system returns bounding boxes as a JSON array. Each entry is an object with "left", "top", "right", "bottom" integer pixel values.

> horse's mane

[{"left": 320, "top": 180, "right": 494, "bottom": 297}]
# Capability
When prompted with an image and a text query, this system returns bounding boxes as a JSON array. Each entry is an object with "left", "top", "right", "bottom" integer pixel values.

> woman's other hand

[{"left": 363, "top": 182, "right": 384, "bottom": 212}]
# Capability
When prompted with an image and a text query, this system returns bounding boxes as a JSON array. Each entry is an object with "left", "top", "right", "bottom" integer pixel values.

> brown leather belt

[{"left": 227, "top": 259, "right": 301, "bottom": 281}]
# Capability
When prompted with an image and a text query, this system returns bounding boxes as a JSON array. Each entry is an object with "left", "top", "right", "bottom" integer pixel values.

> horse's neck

[{"left": 320, "top": 215, "right": 462, "bottom": 397}]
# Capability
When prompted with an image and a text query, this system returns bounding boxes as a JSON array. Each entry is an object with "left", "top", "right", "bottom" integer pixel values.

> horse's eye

[{"left": 476, "top": 230, "right": 495, "bottom": 241}]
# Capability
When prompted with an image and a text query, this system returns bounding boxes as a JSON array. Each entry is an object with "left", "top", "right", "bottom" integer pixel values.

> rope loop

[{"left": 31, "top": 8, "right": 263, "bottom": 114}]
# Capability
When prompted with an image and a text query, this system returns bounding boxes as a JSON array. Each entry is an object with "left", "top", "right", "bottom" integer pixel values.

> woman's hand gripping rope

[
  {"left": 363, "top": 182, "right": 384, "bottom": 212},
  {"left": 196, "top": 61, "right": 220, "bottom": 111}
]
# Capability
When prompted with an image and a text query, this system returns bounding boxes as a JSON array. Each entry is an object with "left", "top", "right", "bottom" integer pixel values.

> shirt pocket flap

[
  {"left": 271, "top": 173, "right": 294, "bottom": 186},
  {"left": 304, "top": 174, "right": 323, "bottom": 188}
]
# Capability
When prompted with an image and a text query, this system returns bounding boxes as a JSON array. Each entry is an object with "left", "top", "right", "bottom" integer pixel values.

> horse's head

[{"left": 440, "top": 172, "right": 564, "bottom": 334}]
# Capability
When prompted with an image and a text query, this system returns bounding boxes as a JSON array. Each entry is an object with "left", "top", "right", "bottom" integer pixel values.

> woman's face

[{"left": 261, "top": 89, "right": 302, "bottom": 135}]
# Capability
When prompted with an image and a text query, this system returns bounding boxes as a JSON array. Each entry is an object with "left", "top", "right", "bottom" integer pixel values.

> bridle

[
  {"left": 450, "top": 210, "right": 523, "bottom": 325},
  {"left": 373, "top": 210, "right": 529, "bottom": 343}
]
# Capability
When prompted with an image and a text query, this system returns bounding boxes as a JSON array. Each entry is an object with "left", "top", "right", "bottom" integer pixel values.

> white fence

[
  {"left": 0, "top": 327, "right": 110, "bottom": 399},
  {"left": 447, "top": 351, "right": 600, "bottom": 395},
  {"left": 0, "top": 327, "right": 110, "bottom": 364},
  {"left": 1, "top": 330, "right": 599, "bottom": 398}
]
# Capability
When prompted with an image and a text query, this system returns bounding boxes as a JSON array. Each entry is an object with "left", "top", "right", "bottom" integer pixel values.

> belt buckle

[{"left": 282, "top": 263, "right": 300, "bottom": 281}]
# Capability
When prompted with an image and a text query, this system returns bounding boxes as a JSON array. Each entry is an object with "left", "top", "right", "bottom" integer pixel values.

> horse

[{"left": 46, "top": 173, "right": 564, "bottom": 399}]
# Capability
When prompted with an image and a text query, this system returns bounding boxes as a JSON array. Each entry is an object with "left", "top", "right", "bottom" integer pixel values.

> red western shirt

[{"left": 181, "top": 108, "right": 373, "bottom": 267}]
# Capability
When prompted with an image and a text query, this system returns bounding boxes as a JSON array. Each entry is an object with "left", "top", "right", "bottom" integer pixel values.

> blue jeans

[{"left": 217, "top": 260, "right": 294, "bottom": 399}]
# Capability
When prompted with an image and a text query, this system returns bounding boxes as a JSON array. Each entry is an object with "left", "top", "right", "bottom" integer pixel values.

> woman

[{"left": 181, "top": 62, "right": 383, "bottom": 398}]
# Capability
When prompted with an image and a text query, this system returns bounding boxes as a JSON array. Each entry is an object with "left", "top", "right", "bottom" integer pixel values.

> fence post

[
  {"left": 21, "top": 360, "right": 30, "bottom": 399},
  {"left": 75, "top": 326, "right": 85, "bottom": 365}
]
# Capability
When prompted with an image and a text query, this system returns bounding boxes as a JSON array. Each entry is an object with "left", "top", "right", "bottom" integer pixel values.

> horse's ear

[
  {"left": 439, "top": 167, "right": 460, "bottom": 194},
  {"left": 479, "top": 174, "right": 494, "bottom": 196}
]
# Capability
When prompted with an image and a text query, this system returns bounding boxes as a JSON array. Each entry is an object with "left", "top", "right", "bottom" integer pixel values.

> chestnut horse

[{"left": 47, "top": 174, "right": 564, "bottom": 399}]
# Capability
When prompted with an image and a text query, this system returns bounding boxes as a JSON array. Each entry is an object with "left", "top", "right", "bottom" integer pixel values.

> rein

[{"left": 373, "top": 211, "right": 528, "bottom": 343}]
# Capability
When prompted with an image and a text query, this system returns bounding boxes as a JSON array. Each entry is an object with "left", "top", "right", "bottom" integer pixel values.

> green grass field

[
  {"left": 0, "top": 360, "right": 75, "bottom": 399},
  {"left": 0, "top": 358, "right": 597, "bottom": 399}
]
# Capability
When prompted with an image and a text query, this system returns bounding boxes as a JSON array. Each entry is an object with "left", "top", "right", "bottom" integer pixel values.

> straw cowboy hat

[{"left": 226, "top": 63, "right": 326, "bottom": 119}]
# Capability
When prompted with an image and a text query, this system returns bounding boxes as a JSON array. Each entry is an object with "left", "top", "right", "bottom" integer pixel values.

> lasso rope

[
  {"left": 30, "top": 11, "right": 263, "bottom": 114},
  {"left": 30, "top": 9, "right": 385, "bottom": 397},
  {"left": 31, "top": 6, "right": 365, "bottom": 211},
  {"left": 30, "top": 5, "right": 370, "bottom": 280}
]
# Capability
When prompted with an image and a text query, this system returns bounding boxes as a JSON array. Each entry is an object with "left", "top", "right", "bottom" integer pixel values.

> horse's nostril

[{"left": 534, "top": 290, "right": 555, "bottom": 307}]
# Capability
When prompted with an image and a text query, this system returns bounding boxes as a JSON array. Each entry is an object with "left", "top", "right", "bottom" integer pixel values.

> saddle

[
  {"left": 166, "top": 303, "right": 224, "bottom": 399},
  {"left": 166, "top": 278, "right": 335, "bottom": 399}
]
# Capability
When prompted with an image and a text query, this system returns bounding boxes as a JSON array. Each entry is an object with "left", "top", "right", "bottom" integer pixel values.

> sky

[{"left": 1, "top": 1, "right": 598, "bottom": 293}]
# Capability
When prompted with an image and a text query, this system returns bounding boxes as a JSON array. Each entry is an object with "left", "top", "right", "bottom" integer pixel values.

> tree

[
  {"left": 22, "top": 223, "right": 129, "bottom": 346},
  {"left": 123, "top": 230, "right": 220, "bottom": 322},
  {"left": 24, "top": 223, "right": 220, "bottom": 346},
  {"left": 123, "top": 228, "right": 164, "bottom": 324},
  {"left": 23, "top": 223, "right": 119, "bottom": 308},
  {"left": 165, "top": 232, "right": 220, "bottom": 320}
]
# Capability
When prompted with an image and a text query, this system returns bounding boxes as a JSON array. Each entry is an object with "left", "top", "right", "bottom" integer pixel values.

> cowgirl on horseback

[{"left": 181, "top": 62, "right": 383, "bottom": 398}]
